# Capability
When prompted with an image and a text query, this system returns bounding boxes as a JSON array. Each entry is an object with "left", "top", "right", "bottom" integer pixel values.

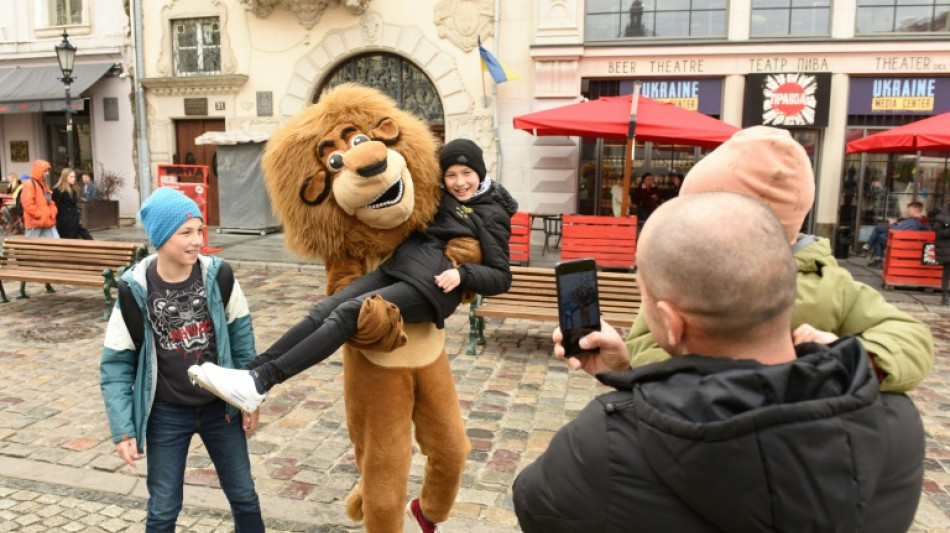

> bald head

[{"left": 637, "top": 192, "right": 797, "bottom": 341}]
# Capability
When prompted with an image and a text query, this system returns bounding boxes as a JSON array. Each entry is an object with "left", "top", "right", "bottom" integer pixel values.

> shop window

[
  {"left": 173, "top": 18, "right": 221, "bottom": 77},
  {"left": 750, "top": 0, "right": 830, "bottom": 37},
  {"left": 856, "top": 0, "right": 950, "bottom": 34},
  {"left": 49, "top": 0, "right": 83, "bottom": 26},
  {"left": 43, "top": 106, "right": 92, "bottom": 174},
  {"left": 585, "top": 0, "right": 727, "bottom": 41},
  {"left": 319, "top": 53, "right": 445, "bottom": 130}
]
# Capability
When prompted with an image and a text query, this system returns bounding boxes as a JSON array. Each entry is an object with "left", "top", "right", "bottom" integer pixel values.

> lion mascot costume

[{"left": 261, "top": 83, "right": 472, "bottom": 532}]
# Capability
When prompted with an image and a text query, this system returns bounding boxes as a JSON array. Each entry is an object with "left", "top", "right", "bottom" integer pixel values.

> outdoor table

[{"left": 530, "top": 213, "right": 562, "bottom": 255}]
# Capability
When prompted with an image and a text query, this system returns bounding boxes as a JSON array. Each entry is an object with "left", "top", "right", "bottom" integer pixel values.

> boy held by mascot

[{"left": 190, "top": 139, "right": 515, "bottom": 417}]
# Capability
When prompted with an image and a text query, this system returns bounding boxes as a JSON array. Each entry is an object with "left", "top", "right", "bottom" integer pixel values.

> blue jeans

[
  {"left": 866, "top": 225, "right": 889, "bottom": 258},
  {"left": 145, "top": 400, "right": 263, "bottom": 533}
]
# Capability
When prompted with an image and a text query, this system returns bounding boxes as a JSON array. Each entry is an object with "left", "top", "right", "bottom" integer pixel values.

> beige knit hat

[{"left": 680, "top": 126, "right": 815, "bottom": 242}]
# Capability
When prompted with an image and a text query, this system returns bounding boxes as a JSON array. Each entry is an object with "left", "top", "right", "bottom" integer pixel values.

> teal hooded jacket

[{"left": 100, "top": 254, "right": 257, "bottom": 452}]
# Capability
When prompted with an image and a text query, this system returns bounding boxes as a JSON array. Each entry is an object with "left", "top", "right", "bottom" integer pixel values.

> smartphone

[{"left": 555, "top": 258, "right": 602, "bottom": 358}]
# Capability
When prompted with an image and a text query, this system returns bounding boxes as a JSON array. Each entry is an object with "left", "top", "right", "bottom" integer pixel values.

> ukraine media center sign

[
  {"left": 744, "top": 72, "right": 831, "bottom": 128},
  {"left": 848, "top": 77, "right": 950, "bottom": 115}
]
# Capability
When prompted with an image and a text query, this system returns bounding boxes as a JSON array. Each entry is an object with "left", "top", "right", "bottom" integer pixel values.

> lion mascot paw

[{"left": 262, "top": 83, "right": 471, "bottom": 533}]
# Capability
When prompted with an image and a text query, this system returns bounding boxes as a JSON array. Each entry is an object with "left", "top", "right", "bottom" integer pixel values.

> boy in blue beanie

[{"left": 100, "top": 187, "right": 264, "bottom": 532}]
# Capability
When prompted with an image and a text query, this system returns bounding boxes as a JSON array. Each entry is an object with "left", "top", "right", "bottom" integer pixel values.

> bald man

[{"left": 513, "top": 193, "right": 924, "bottom": 533}]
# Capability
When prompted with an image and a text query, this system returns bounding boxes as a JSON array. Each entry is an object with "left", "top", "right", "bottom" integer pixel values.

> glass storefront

[
  {"left": 838, "top": 76, "right": 950, "bottom": 251},
  {"left": 577, "top": 78, "right": 722, "bottom": 216},
  {"left": 840, "top": 130, "right": 950, "bottom": 248},
  {"left": 577, "top": 138, "right": 709, "bottom": 216}
]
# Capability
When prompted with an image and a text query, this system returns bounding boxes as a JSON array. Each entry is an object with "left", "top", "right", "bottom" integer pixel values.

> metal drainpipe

[
  {"left": 131, "top": 0, "right": 151, "bottom": 207},
  {"left": 492, "top": 0, "right": 502, "bottom": 183}
]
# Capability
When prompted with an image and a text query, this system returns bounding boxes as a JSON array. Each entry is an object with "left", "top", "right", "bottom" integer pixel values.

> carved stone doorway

[{"left": 318, "top": 53, "right": 445, "bottom": 143}]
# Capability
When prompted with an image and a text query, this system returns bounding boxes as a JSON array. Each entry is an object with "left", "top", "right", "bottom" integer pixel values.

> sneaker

[
  {"left": 862, "top": 244, "right": 870, "bottom": 251},
  {"left": 188, "top": 363, "right": 266, "bottom": 412},
  {"left": 406, "top": 499, "right": 443, "bottom": 533}
]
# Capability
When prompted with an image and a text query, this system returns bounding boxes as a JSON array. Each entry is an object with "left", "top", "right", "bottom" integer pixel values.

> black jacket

[
  {"left": 932, "top": 209, "right": 950, "bottom": 264},
  {"left": 52, "top": 188, "right": 83, "bottom": 238},
  {"left": 380, "top": 183, "right": 514, "bottom": 327},
  {"left": 513, "top": 337, "right": 924, "bottom": 533}
]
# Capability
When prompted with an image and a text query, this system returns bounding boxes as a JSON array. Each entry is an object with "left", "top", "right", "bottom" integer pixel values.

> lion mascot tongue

[{"left": 261, "top": 83, "right": 471, "bottom": 532}]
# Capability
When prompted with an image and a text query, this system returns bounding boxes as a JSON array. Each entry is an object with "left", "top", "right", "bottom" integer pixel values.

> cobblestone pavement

[{"left": 1, "top": 258, "right": 949, "bottom": 531}]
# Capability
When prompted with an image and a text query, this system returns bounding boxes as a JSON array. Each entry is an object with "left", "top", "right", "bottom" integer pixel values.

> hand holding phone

[{"left": 555, "top": 258, "right": 602, "bottom": 358}]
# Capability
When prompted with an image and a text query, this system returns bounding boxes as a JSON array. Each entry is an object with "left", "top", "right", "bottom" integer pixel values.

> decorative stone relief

[
  {"left": 280, "top": 21, "right": 473, "bottom": 118},
  {"left": 360, "top": 10, "right": 383, "bottom": 44},
  {"left": 240, "top": 0, "right": 371, "bottom": 29},
  {"left": 140, "top": 75, "right": 249, "bottom": 96},
  {"left": 155, "top": 0, "right": 237, "bottom": 76},
  {"left": 343, "top": 0, "right": 371, "bottom": 14},
  {"left": 450, "top": 115, "right": 496, "bottom": 175},
  {"left": 433, "top": 0, "right": 493, "bottom": 52},
  {"left": 535, "top": 0, "right": 581, "bottom": 44}
]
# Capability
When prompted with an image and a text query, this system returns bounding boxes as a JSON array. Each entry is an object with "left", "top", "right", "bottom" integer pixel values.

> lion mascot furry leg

[{"left": 261, "top": 83, "right": 471, "bottom": 532}]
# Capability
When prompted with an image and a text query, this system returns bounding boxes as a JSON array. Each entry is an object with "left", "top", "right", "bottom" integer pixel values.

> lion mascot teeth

[{"left": 262, "top": 83, "right": 471, "bottom": 532}]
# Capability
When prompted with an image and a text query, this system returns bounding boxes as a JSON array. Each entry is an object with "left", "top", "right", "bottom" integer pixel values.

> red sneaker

[{"left": 406, "top": 498, "right": 443, "bottom": 533}]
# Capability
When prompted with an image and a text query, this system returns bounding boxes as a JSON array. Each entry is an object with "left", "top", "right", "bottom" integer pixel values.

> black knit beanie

[{"left": 440, "top": 139, "right": 487, "bottom": 182}]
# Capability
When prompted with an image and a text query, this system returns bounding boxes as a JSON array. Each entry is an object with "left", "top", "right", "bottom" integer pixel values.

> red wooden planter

[
  {"left": 881, "top": 229, "right": 941, "bottom": 290},
  {"left": 561, "top": 214, "right": 637, "bottom": 270}
]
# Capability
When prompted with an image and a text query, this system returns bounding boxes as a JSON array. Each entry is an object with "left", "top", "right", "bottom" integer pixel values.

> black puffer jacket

[
  {"left": 380, "top": 182, "right": 513, "bottom": 327},
  {"left": 513, "top": 337, "right": 924, "bottom": 533},
  {"left": 932, "top": 208, "right": 950, "bottom": 264},
  {"left": 52, "top": 188, "right": 82, "bottom": 238}
]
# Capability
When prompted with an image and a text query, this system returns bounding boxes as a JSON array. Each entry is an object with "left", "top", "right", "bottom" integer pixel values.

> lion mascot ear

[{"left": 369, "top": 117, "right": 400, "bottom": 145}]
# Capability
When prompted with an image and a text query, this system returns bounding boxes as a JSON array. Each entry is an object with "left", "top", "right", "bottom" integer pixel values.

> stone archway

[{"left": 278, "top": 13, "right": 473, "bottom": 120}]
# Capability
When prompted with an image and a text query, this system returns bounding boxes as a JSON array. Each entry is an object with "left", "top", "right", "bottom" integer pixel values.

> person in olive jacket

[
  {"left": 624, "top": 126, "right": 933, "bottom": 393},
  {"left": 189, "top": 138, "right": 515, "bottom": 414},
  {"left": 515, "top": 193, "right": 924, "bottom": 533}
]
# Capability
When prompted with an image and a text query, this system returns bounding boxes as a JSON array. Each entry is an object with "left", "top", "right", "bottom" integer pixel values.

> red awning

[
  {"left": 846, "top": 111, "right": 950, "bottom": 153},
  {"left": 512, "top": 94, "right": 738, "bottom": 147}
]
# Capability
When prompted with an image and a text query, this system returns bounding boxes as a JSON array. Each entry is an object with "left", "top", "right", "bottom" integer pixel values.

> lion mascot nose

[{"left": 348, "top": 140, "right": 389, "bottom": 178}]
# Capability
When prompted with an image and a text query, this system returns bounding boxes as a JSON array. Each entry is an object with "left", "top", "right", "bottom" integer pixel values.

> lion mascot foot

[
  {"left": 345, "top": 484, "right": 365, "bottom": 522},
  {"left": 347, "top": 295, "right": 409, "bottom": 351}
]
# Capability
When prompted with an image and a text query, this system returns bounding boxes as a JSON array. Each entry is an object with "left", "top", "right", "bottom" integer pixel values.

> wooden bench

[
  {"left": 509, "top": 211, "right": 531, "bottom": 266},
  {"left": 881, "top": 229, "right": 941, "bottom": 290},
  {"left": 560, "top": 214, "right": 637, "bottom": 270},
  {"left": 467, "top": 265, "right": 640, "bottom": 354},
  {"left": 0, "top": 237, "right": 148, "bottom": 321}
]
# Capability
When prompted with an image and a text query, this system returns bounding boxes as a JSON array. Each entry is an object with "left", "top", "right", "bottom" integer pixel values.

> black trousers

[
  {"left": 942, "top": 264, "right": 950, "bottom": 294},
  {"left": 252, "top": 269, "right": 436, "bottom": 386}
]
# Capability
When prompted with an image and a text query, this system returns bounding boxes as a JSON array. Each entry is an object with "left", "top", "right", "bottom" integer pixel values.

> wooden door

[{"left": 175, "top": 119, "right": 225, "bottom": 225}]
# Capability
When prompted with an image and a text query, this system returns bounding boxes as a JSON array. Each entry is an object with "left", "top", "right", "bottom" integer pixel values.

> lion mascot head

[{"left": 261, "top": 83, "right": 442, "bottom": 264}]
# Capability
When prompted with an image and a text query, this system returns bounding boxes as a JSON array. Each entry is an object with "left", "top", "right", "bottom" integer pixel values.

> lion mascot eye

[
  {"left": 351, "top": 134, "right": 371, "bottom": 147},
  {"left": 327, "top": 152, "right": 345, "bottom": 172}
]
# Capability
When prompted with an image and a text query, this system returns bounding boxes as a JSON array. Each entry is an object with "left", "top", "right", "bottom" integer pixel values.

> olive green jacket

[{"left": 626, "top": 237, "right": 934, "bottom": 392}]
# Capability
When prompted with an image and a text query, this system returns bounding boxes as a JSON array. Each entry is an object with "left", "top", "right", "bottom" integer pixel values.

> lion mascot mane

[{"left": 262, "top": 83, "right": 471, "bottom": 532}]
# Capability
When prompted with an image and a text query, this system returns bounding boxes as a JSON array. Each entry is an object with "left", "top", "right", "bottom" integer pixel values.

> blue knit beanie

[{"left": 140, "top": 187, "right": 203, "bottom": 249}]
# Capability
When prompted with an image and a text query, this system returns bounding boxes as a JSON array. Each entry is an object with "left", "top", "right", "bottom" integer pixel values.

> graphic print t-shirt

[{"left": 146, "top": 261, "right": 218, "bottom": 405}]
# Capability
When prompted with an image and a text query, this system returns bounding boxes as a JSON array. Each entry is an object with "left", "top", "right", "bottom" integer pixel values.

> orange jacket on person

[{"left": 21, "top": 159, "right": 57, "bottom": 230}]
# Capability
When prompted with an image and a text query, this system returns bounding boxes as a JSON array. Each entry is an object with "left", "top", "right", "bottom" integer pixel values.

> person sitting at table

[{"left": 864, "top": 201, "right": 929, "bottom": 267}]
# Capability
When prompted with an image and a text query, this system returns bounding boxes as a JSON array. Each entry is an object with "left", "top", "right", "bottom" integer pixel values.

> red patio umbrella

[
  {"left": 846, "top": 111, "right": 950, "bottom": 153},
  {"left": 513, "top": 93, "right": 739, "bottom": 215},
  {"left": 512, "top": 94, "right": 739, "bottom": 148}
]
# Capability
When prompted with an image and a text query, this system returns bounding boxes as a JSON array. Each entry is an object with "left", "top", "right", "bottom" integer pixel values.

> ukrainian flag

[{"left": 478, "top": 37, "right": 519, "bottom": 84}]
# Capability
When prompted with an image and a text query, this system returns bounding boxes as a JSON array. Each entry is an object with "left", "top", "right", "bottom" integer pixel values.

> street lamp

[{"left": 55, "top": 30, "right": 77, "bottom": 169}]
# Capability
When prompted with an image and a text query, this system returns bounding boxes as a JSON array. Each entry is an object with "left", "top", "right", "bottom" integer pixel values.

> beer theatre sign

[{"left": 744, "top": 72, "right": 831, "bottom": 128}]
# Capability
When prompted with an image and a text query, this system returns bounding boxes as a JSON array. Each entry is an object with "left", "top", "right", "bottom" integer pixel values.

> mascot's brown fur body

[{"left": 262, "top": 84, "right": 471, "bottom": 532}]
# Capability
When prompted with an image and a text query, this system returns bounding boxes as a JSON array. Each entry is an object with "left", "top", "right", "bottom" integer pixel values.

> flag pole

[
  {"left": 478, "top": 36, "right": 488, "bottom": 108},
  {"left": 621, "top": 82, "right": 641, "bottom": 218}
]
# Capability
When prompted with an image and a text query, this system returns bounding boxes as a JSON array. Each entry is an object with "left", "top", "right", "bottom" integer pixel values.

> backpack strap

[
  {"left": 117, "top": 261, "right": 235, "bottom": 354},
  {"left": 217, "top": 260, "right": 235, "bottom": 308},
  {"left": 117, "top": 280, "right": 145, "bottom": 353}
]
